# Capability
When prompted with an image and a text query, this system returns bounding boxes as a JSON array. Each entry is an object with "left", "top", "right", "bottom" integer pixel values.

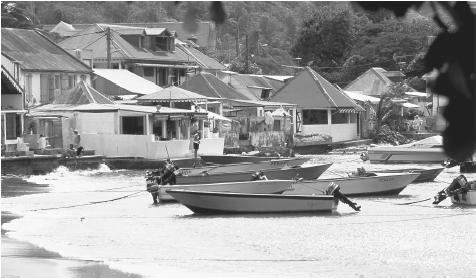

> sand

[{"left": 1, "top": 175, "right": 141, "bottom": 278}]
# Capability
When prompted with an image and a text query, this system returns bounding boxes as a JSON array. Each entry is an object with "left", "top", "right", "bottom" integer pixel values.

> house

[
  {"left": 344, "top": 67, "right": 405, "bottom": 97},
  {"left": 30, "top": 81, "right": 223, "bottom": 159},
  {"left": 44, "top": 21, "right": 217, "bottom": 50},
  {"left": 175, "top": 41, "right": 225, "bottom": 75},
  {"left": 271, "top": 67, "right": 364, "bottom": 144},
  {"left": 58, "top": 24, "right": 224, "bottom": 87},
  {"left": 217, "top": 71, "right": 287, "bottom": 101},
  {"left": 1, "top": 28, "right": 93, "bottom": 107},
  {"left": 179, "top": 72, "right": 248, "bottom": 100},
  {"left": 92, "top": 69, "right": 162, "bottom": 99}
]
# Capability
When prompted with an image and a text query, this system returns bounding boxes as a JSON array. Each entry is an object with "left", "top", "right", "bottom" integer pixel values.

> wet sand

[{"left": 1, "top": 176, "right": 141, "bottom": 278}]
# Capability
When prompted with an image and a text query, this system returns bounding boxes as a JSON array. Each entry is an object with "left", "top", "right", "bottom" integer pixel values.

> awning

[
  {"left": 94, "top": 69, "right": 162, "bottom": 95},
  {"left": 337, "top": 108, "right": 361, "bottom": 113},
  {"left": 401, "top": 102, "right": 420, "bottom": 108},
  {"left": 133, "top": 63, "right": 200, "bottom": 69},
  {"left": 405, "top": 91, "right": 428, "bottom": 97}
]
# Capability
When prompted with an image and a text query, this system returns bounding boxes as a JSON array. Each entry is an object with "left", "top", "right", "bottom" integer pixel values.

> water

[{"left": 2, "top": 154, "right": 476, "bottom": 277}]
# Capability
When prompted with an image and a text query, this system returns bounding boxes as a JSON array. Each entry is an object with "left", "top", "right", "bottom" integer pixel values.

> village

[
  {"left": 1, "top": 20, "right": 447, "bottom": 166},
  {"left": 1, "top": 1, "right": 475, "bottom": 278}
]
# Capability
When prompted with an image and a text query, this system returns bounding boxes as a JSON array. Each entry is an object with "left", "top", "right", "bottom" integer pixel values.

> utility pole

[
  {"left": 245, "top": 34, "right": 249, "bottom": 73},
  {"left": 106, "top": 27, "right": 111, "bottom": 69}
]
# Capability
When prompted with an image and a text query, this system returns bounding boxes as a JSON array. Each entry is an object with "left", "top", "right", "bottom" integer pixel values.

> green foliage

[{"left": 2, "top": 2, "right": 38, "bottom": 28}]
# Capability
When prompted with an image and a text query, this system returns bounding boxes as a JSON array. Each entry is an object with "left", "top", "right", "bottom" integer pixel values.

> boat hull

[
  {"left": 166, "top": 190, "right": 338, "bottom": 214},
  {"left": 175, "top": 163, "right": 332, "bottom": 185},
  {"left": 451, "top": 190, "right": 476, "bottom": 206},
  {"left": 368, "top": 147, "right": 447, "bottom": 164},
  {"left": 371, "top": 167, "right": 444, "bottom": 183},
  {"left": 200, "top": 155, "right": 284, "bottom": 164},
  {"left": 286, "top": 173, "right": 420, "bottom": 196},
  {"left": 158, "top": 180, "right": 293, "bottom": 202},
  {"left": 180, "top": 158, "right": 309, "bottom": 176}
]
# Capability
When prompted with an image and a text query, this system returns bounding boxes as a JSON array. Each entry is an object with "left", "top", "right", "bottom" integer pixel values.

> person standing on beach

[
  {"left": 72, "top": 130, "right": 83, "bottom": 156},
  {"left": 192, "top": 130, "right": 201, "bottom": 167}
]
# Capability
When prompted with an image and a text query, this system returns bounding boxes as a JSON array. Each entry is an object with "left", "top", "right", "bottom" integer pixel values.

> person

[
  {"left": 38, "top": 134, "right": 47, "bottom": 150},
  {"left": 72, "top": 130, "right": 83, "bottom": 156},
  {"left": 65, "top": 144, "right": 77, "bottom": 158},
  {"left": 192, "top": 130, "right": 201, "bottom": 167}
]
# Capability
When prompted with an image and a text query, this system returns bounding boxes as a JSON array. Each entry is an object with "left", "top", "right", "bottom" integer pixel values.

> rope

[
  {"left": 29, "top": 190, "right": 146, "bottom": 212},
  {"left": 395, "top": 198, "right": 432, "bottom": 205}
]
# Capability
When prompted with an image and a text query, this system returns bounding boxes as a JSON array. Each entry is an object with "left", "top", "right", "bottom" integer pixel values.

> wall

[
  {"left": 82, "top": 133, "right": 224, "bottom": 159},
  {"left": 249, "top": 131, "right": 287, "bottom": 147},
  {"left": 301, "top": 123, "right": 358, "bottom": 143}
]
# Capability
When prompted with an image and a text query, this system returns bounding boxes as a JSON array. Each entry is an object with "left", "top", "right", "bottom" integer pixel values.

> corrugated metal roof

[
  {"left": 1, "top": 28, "right": 92, "bottom": 73},
  {"left": 54, "top": 80, "right": 114, "bottom": 105},
  {"left": 179, "top": 72, "right": 248, "bottom": 100},
  {"left": 136, "top": 86, "right": 209, "bottom": 102},
  {"left": 271, "top": 67, "right": 363, "bottom": 111},
  {"left": 227, "top": 99, "right": 296, "bottom": 108},
  {"left": 93, "top": 69, "right": 162, "bottom": 95},
  {"left": 344, "top": 91, "right": 381, "bottom": 104},
  {"left": 177, "top": 44, "right": 225, "bottom": 70},
  {"left": 59, "top": 24, "right": 194, "bottom": 63}
]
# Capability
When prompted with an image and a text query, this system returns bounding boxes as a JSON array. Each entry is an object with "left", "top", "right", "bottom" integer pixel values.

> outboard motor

[
  {"left": 350, "top": 167, "right": 377, "bottom": 177},
  {"left": 251, "top": 171, "right": 268, "bottom": 181},
  {"left": 326, "top": 182, "right": 361, "bottom": 211},
  {"left": 433, "top": 175, "right": 469, "bottom": 204},
  {"left": 145, "top": 169, "right": 161, "bottom": 205}
]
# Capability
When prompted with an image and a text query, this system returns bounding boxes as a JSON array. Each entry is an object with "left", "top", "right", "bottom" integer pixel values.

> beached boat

[
  {"left": 369, "top": 167, "right": 445, "bottom": 183},
  {"left": 158, "top": 180, "right": 293, "bottom": 202},
  {"left": 166, "top": 189, "right": 338, "bottom": 214},
  {"left": 450, "top": 190, "right": 476, "bottom": 205},
  {"left": 200, "top": 154, "right": 290, "bottom": 164},
  {"left": 179, "top": 157, "right": 310, "bottom": 176},
  {"left": 366, "top": 136, "right": 448, "bottom": 164},
  {"left": 433, "top": 175, "right": 476, "bottom": 206},
  {"left": 285, "top": 172, "right": 420, "bottom": 196},
  {"left": 174, "top": 163, "right": 333, "bottom": 185}
]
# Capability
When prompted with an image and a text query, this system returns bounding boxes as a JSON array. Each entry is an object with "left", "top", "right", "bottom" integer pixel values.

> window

[
  {"left": 331, "top": 112, "right": 347, "bottom": 124},
  {"left": 350, "top": 113, "right": 357, "bottom": 123},
  {"left": 261, "top": 89, "right": 271, "bottom": 100},
  {"left": 121, "top": 116, "right": 144, "bottom": 135},
  {"left": 144, "top": 67, "right": 154, "bottom": 77},
  {"left": 273, "top": 119, "right": 281, "bottom": 131},
  {"left": 155, "top": 37, "right": 168, "bottom": 51},
  {"left": 158, "top": 68, "right": 167, "bottom": 86},
  {"left": 25, "top": 74, "right": 32, "bottom": 103},
  {"left": 303, "top": 109, "right": 328, "bottom": 125}
]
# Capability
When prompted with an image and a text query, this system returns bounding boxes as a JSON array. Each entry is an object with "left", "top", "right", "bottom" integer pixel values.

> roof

[
  {"left": 218, "top": 72, "right": 286, "bottom": 100},
  {"left": 1, "top": 28, "right": 92, "bottom": 73},
  {"left": 136, "top": 86, "right": 209, "bottom": 102},
  {"left": 44, "top": 21, "right": 216, "bottom": 49},
  {"left": 54, "top": 80, "right": 114, "bottom": 105},
  {"left": 179, "top": 72, "right": 248, "bottom": 100},
  {"left": 176, "top": 43, "right": 225, "bottom": 70},
  {"left": 344, "top": 91, "right": 381, "bottom": 104},
  {"left": 271, "top": 67, "right": 364, "bottom": 111},
  {"left": 58, "top": 24, "right": 193, "bottom": 63},
  {"left": 227, "top": 99, "right": 296, "bottom": 108},
  {"left": 401, "top": 102, "right": 420, "bottom": 108},
  {"left": 405, "top": 91, "right": 427, "bottom": 97},
  {"left": 93, "top": 69, "right": 162, "bottom": 95},
  {"left": 50, "top": 21, "right": 77, "bottom": 37}
]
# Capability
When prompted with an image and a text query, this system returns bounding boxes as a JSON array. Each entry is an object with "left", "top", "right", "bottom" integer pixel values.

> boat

[
  {"left": 158, "top": 180, "right": 294, "bottom": 202},
  {"left": 166, "top": 190, "right": 339, "bottom": 214},
  {"left": 366, "top": 136, "right": 448, "bottom": 164},
  {"left": 200, "top": 154, "right": 290, "bottom": 164},
  {"left": 174, "top": 163, "right": 333, "bottom": 185},
  {"left": 433, "top": 175, "right": 476, "bottom": 206},
  {"left": 284, "top": 172, "right": 420, "bottom": 196},
  {"left": 179, "top": 157, "right": 310, "bottom": 176},
  {"left": 368, "top": 167, "right": 445, "bottom": 183}
]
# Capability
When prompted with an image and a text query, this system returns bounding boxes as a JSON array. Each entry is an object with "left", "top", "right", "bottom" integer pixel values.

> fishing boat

[
  {"left": 366, "top": 136, "right": 448, "bottom": 164},
  {"left": 368, "top": 167, "right": 445, "bottom": 183},
  {"left": 433, "top": 175, "right": 476, "bottom": 206},
  {"left": 285, "top": 172, "right": 420, "bottom": 196},
  {"left": 158, "top": 180, "right": 293, "bottom": 202},
  {"left": 200, "top": 154, "right": 290, "bottom": 164},
  {"left": 179, "top": 157, "right": 309, "bottom": 176},
  {"left": 166, "top": 190, "right": 338, "bottom": 214},
  {"left": 174, "top": 163, "right": 333, "bottom": 185}
]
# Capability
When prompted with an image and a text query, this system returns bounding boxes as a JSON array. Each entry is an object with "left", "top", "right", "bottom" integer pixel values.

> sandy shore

[{"left": 1, "top": 175, "right": 141, "bottom": 278}]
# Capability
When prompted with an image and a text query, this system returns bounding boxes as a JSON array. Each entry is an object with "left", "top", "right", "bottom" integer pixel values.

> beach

[{"left": 1, "top": 176, "right": 141, "bottom": 278}]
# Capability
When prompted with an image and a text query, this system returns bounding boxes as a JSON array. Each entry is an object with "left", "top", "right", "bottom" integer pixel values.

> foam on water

[{"left": 2, "top": 154, "right": 476, "bottom": 277}]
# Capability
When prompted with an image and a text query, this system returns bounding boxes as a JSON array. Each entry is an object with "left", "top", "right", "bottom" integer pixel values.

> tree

[{"left": 1, "top": 2, "right": 38, "bottom": 29}]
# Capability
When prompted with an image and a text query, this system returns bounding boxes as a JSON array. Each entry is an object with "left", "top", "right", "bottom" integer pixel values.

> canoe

[
  {"left": 174, "top": 163, "right": 333, "bottom": 185},
  {"left": 285, "top": 172, "right": 420, "bottom": 196},
  {"left": 369, "top": 167, "right": 444, "bottom": 183},
  {"left": 166, "top": 189, "right": 338, "bottom": 214},
  {"left": 200, "top": 154, "right": 287, "bottom": 164},
  {"left": 158, "top": 180, "right": 293, "bottom": 202},
  {"left": 451, "top": 190, "right": 476, "bottom": 206},
  {"left": 179, "top": 157, "right": 310, "bottom": 176}
]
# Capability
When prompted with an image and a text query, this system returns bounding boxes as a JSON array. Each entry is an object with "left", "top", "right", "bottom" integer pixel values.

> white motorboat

[
  {"left": 285, "top": 172, "right": 420, "bottom": 196},
  {"left": 451, "top": 190, "right": 476, "bottom": 206},
  {"left": 158, "top": 180, "right": 293, "bottom": 202},
  {"left": 366, "top": 136, "right": 448, "bottom": 164},
  {"left": 166, "top": 189, "right": 338, "bottom": 214}
]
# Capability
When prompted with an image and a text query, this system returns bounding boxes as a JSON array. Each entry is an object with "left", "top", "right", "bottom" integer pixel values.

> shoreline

[{"left": 1, "top": 176, "right": 142, "bottom": 278}]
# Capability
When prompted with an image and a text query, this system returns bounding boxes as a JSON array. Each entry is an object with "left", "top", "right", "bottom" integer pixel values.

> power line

[{"left": 61, "top": 30, "right": 104, "bottom": 39}]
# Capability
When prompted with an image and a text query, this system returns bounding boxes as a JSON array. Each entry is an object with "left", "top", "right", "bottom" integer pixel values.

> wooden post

[{"left": 106, "top": 27, "right": 111, "bottom": 69}]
